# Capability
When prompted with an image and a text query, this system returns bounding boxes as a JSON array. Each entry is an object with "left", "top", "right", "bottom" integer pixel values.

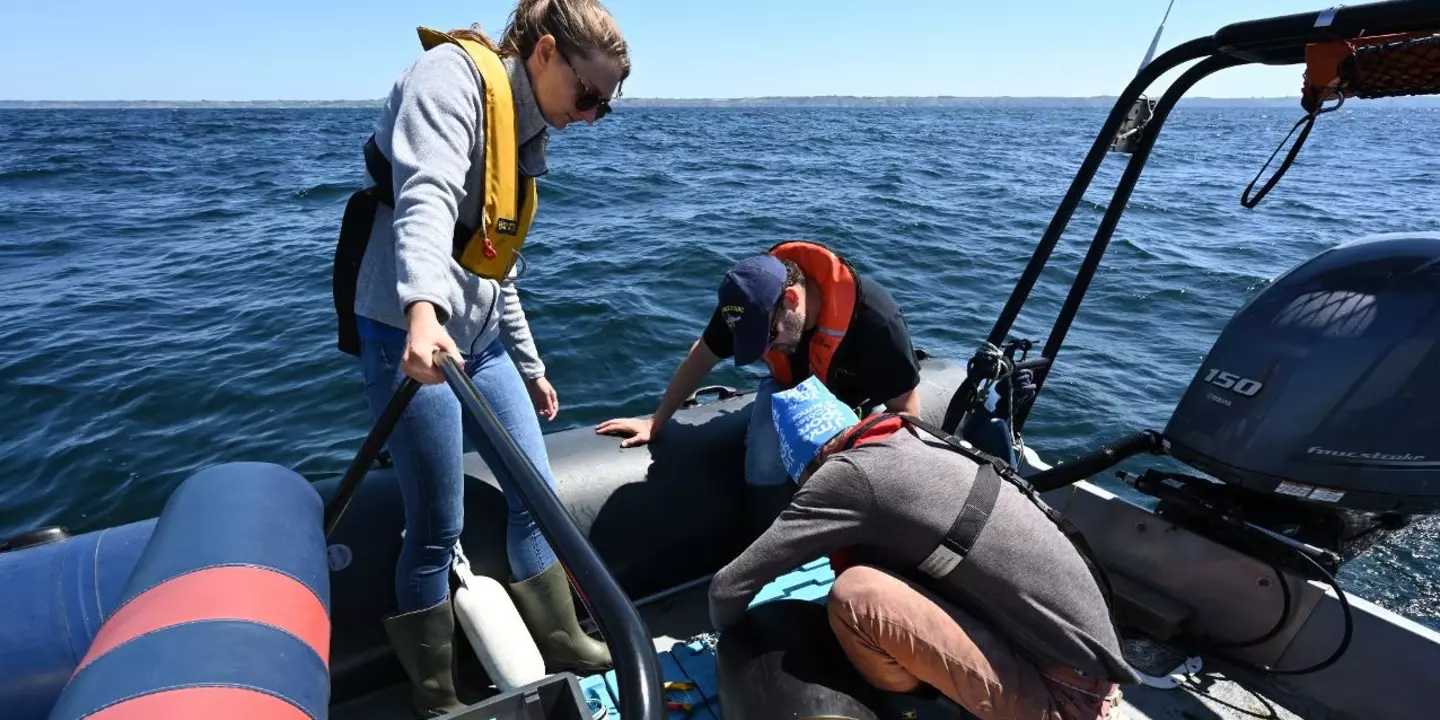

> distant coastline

[{"left": 4, "top": 95, "right": 1440, "bottom": 110}]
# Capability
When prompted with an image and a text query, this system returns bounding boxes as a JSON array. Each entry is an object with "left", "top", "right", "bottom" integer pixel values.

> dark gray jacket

[{"left": 709, "top": 426, "right": 1140, "bottom": 684}]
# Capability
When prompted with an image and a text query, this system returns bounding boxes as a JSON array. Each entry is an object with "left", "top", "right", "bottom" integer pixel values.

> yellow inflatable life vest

[{"left": 417, "top": 27, "right": 538, "bottom": 281}]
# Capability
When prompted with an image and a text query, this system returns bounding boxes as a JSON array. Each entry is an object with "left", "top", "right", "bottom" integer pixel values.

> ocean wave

[
  {"left": 0, "top": 167, "right": 70, "bottom": 182},
  {"left": 3, "top": 106, "right": 1440, "bottom": 630},
  {"left": 293, "top": 182, "right": 359, "bottom": 201}
]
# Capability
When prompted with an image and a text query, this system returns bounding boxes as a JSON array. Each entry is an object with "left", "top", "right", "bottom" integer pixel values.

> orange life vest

[{"left": 762, "top": 241, "right": 859, "bottom": 387}]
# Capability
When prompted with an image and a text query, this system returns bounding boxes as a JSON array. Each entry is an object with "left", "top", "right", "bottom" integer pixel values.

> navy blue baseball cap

[{"left": 716, "top": 254, "right": 786, "bottom": 366}]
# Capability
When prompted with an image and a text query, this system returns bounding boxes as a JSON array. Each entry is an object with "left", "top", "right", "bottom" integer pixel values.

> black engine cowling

[{"left": 1162, "top": 232, "right": 1440, "bottom": 561}]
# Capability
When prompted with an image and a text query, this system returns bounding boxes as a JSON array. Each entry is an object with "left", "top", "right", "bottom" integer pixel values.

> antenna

[
  {"left": 1138, "top": 0, "right": 1179, "bottom": 71},
  {"left": 1111, "top": 0, "right": 1175, "bottom": 154}
]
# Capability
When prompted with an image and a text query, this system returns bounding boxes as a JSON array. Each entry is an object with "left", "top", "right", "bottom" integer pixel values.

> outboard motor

[
  {"left": 1162, "top": 232, "right": 1440, "bottom": 570},
  {"left": 1006, "top": 232, "right": 1440, "bottom": 685},
  {"left": 1023, "top": 232, "right": 1440, "bottom": 577}
]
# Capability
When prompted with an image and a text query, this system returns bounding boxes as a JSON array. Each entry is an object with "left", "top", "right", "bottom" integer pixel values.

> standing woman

[{"left": 331, "top": 1, "right": 629, "bottom": 715}]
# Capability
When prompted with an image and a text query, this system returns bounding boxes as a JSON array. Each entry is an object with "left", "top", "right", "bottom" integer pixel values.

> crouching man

[
  {"left": 596, "top": 240, "right": 923, "bottom": 534},
  {"left": 707, "top": 377, "right": 1139, "bottom": 719}
]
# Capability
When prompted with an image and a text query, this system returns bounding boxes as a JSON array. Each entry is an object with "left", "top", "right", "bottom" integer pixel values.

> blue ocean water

[{"left": 1, "top": 105, "right": 1437, "bottom": 629}]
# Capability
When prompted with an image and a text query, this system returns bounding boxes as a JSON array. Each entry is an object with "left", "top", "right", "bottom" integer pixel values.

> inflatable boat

[{"left": 7, "top": 2, "right": 1440, "bottom": 719}]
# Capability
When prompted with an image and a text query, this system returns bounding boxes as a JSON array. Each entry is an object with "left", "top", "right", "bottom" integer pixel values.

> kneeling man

[{"left": 708, "top": 377, "right": 1138, "bottom": 719}]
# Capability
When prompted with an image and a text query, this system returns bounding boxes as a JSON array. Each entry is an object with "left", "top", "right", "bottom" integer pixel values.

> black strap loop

[
  {"left": 1240, "top": 113, "right": 1315, "bottom": 209},
  {"left": 1240, "top": 93, "right": 1342, "bottom": 209}
]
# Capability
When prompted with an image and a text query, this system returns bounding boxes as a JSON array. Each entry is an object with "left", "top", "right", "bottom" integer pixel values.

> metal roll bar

[
  {"left": 325, "top": 355, "right": 664, "bottom": 720},
  {"left": 942, "top": 0, "right": 1440, "bottom": 436}
]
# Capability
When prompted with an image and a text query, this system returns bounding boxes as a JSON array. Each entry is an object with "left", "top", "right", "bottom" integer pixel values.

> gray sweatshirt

[
  {"left": 354, "top": 42, "right": 551, "bottom": 378},
  {"left": 709, "top": 428, "right": 1140, "bottom": 685}
]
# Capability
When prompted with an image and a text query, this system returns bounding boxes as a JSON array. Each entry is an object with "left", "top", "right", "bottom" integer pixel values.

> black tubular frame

[
  {"left": 322, "top": 358, "right": 664, "bottom": 719},
  {"left": 324, "top": 376, "right": 419, "bottom": 537},
  {"left": 438, "top": 356, "right": 664, "bottom": 720},
  {"left": 942, "top": 0, "right": 1440, "bottom": 436},
  {"left": 1018, "top": 52, "right": 1246, "bottom": 429}
]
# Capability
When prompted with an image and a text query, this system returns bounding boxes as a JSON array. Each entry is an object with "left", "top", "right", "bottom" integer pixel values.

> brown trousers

[{"left": 827, "top": 565, "right": 1121, "bottom": 720}]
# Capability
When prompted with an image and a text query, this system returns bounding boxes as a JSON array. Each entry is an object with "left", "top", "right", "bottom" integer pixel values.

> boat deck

[{"left": 334, "top": 558, "right": 1334, "bottom": 719}]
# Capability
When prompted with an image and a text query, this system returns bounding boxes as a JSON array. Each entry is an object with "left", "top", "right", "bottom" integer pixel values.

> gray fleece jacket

[
  {"left": 709, "top": 428, "right": 1140, "bottom": 685},
  {"left": 354, "top": 42, "right": 551, "bottom": 378}
]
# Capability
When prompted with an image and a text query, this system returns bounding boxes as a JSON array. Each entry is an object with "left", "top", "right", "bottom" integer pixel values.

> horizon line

[
  {"left": 6, "top": 94, "right": 1439, "bottom": 108},
  {"left": 4, "top": 93, "right": 1308, "bottom": 102}
]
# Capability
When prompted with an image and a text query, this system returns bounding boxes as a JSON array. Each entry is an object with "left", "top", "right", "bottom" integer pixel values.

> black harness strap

[
  {"left": 874, "top": 413, "right": 1116, "bottom": 615},
  {"left": 837, "top": 413, "right": 1000, "bottom": 572},
  {"left": 900, "top": 413, "right": 1016, "bottom": 469},
  {"left": 942, "top": 466, "right": 1001, "bottom": 558},
  {"left": 915, "top": 465, "right": 1002, "bottom": 579},
  {"left": 837, "top": 413, "right": 898, "bottom": 451}
]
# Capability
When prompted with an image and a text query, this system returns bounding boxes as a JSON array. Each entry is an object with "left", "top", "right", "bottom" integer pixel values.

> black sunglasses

[
  {"left": 556, "top": 48, "right": 612, "bottom": 120},
  {"left": 768, "top": 297, "right": 785, "bottom": 345}
]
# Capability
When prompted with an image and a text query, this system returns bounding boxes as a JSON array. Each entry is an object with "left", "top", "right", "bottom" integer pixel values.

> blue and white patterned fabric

[{"left": 770, "top": 376, "right": 861, "bottom": 481}]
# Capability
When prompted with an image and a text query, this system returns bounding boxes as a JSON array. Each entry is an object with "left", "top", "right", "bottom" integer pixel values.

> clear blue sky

[{"left": 1, "top": 0, "right": 1333, "bottom": 101}]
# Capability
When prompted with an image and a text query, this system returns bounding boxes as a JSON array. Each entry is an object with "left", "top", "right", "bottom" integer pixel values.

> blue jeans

[
  {"left": 745, "top": 378, "right": 790, "bottom": 487},
  {"left": 359, "top": 333, "right": 558, "bottom": 613}
]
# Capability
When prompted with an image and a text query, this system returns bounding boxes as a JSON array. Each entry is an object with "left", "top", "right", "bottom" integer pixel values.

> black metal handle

[
  {"left": 683, "top": 385, "right": 739, "bottom": 408},
  {"left": 1013, "top": 356, "right": 1051, "bottom": 374},
  {"left": 436, "top": 354, "right": 664, "bottom": 720},
  {"left": 1026, "top": 430, "right": 1165, "bottom": 492},
  {"left": 324, "top": 377, "right": 421, "bottom": 537}
]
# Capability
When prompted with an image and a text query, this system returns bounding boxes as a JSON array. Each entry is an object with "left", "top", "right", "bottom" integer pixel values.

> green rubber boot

[
  {"left": 508, "top": 562, "right": 613, "bottom": 674},
  {"left": 382, "top": 597, "right": 468, "bottom": 719}
]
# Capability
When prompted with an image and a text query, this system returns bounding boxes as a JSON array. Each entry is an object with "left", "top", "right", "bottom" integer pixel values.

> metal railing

[
  {"left": 325, "top": 353, "right": 664, "bottom": 720},
  {"left": 941, "top": 0, "right": 1440, "bottom": 435}
]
